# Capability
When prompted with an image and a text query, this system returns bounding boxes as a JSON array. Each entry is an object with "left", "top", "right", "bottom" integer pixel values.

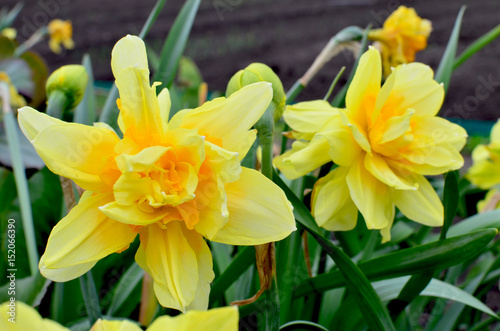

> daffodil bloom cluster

[
  {"left": 274, "top": 47, "right": 466, "bottom": 242},
  {"left": 47, "top": 19, "right": 74, "bottom": 54},
  {"left": 19, "top": 35, "right": 295, "bottom": 312},
  {"left": 368, "top": 6, "right": 431, "bottom": 77},
  {"left": 0, "top": 301, "right": 238, "bottom": 331},
  {"left": 466, "top": 120, "right": 500, "bottom": 211}
]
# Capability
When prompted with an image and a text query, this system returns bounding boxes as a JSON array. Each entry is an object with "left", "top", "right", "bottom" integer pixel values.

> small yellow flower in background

[
  {"left": 466, "top": 120, "right": 500, "bottom": 212},
  {"left": 466, "top": 120, "right": 500, "bottom": 189},
  {"left": 274, "top": 47, "right": 466, "bottom": 242},
  {"left": 91, "top": 306, "right": 238, "bottom": 331},
  {"left": 0, "top": 301, "right": 68, "bottom": 331},
  {"left": 47, "top": 19, "right": 74, "bottom": 54},
  {"left": 19, "top": 35, "right": 295, "bottom": 312},
  {"left": 368, "top": 6, "right": 431, "bottom": 77},
  {"left": 1, "top": 27, "right": 17, "bottom": 39},
  {"left": 0, "top": 71, "right": 26, "bottom": 107}
]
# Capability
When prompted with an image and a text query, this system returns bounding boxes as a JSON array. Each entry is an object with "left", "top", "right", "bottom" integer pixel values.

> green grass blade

[
  {"left": 454, "top": 24, "right": 500, "bottom": 70},
  {"left": 273, "top": 171, "right": 396, "bottom": 331},
  {"left": 435, "top": 6, "right": 466, "bottom": 94},
  {"left": 79, "top": 270, "right": 102, "bottom": 325},
  {"left": 440, "top": 170, "right": 459, "bottom": 240},
  {"left": 280, "top": 320, "right": 329, "bottom": 331},
  {"left": 435, "top": 209, "right": 500, "bottom": 239},
  {"left": 74, "top": 54, "right": 96, "bottom": 125},
  {"left": 153, "top": 0, "right": 201, "bottom": 90},
  {"left": 98, "top": 0, "right": 167, "bottom": 129},
  {"left": 373, "top": 276, "right": 498, "bottom": 319},
  {"left": 294, "top": 228, "right": 497, "bottom": 297},
  {"left": 107, "top": 262, "right": 144, "bottom": 316},
  {"left": 1, "top": 86, "right": 38, "bottom": 275}
]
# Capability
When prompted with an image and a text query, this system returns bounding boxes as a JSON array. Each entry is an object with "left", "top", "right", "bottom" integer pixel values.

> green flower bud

[
  {"left": 226, "top": 63, "right": 286, "bottom": 122},
  {"left": 46, "top": 64, "right": 88, "bottom": 115}
]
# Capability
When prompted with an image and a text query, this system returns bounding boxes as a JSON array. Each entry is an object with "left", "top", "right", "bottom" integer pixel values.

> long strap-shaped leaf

[
  {"left": 435, "top": 6, "right": 466, "bottom": 94},
  {"left": 273, "top": 171, "right": 396, "bottom": 331},
  {"left": 294, "top": 228, "right": 497, "bottom": 297},
  {"left": 153, "top": 0, "right": 201, "bottom": 91}
]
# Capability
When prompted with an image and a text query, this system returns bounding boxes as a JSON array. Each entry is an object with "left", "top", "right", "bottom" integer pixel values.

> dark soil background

[{"left": 5, "top": 0, "right": 500, "bottom": 121}]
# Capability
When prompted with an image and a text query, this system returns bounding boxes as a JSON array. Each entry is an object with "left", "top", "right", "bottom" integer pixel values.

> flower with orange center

[
  {"left": 19, "top": 35, "right": 295, "bottom": 312},
  {"left": 368, "top": 6, "right": 431, "bottom": 76},
  {"left": 47, "top": 19, "right": 75, "bottom": 54},
  {"left": 274, "top": 47, "right": 466, "bottom": 242}
]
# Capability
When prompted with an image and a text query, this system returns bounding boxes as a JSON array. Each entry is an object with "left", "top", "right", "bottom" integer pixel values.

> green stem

[
  {"left": 256, "top": 105, "right": 274, "bottom": 179},
  {"left": 323, "top": 66, "right": 345, "bottom": 101},
  {"left": 1, "top": 82, "right": 39, "bottom": 275},
  {"left": 79, "top": 270, "right": 102, "bottom": 326},
  {"left": 14, "top": 27, "right": 48, "bottom": 57},
  {"left": 46, "top": 90, "right": 68, "bottom": 119},
  {"left": 286, "top": 81, "right": 304, "bottom": 105}
]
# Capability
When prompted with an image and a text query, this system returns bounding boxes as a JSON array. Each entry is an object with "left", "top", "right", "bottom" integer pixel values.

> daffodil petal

[
  {"left": 312, "top": 167, "right": 358, "bottom": 231},
  {"left": 466, "top": 148, "right": 500, "bottom": 189},
  {"left": 490, "top": 120, "right": 500, "bottom": 144},
  {"left": 273, "top": 137, "right": 331, "bottom": 180},
  {"left": 401, "top": 141, "right": 464, "bottom": 174},
  {"left": 99, "top": 200, "right": 168, "bottom": 226},
  {"left": 364, "top": 152, "right": 417, "bottom": 190},
  {"left": 17, "top": 106, "right": 63, "bottom": 141},
  {"left": 389, "top": 63, "right": 444, "bottom": 116},
  {"left": 346, "top": 46, "right": 381, "bottom": 128},
  {"left": 411, "top": 115, "right": 468, "bottom": 151},
  {"left": 338, "top": 108, "right": 371, "bottom": 153},
  {"left": 283, "top": 100, "right": 338, "bottom": 133},
  {"left": 115, "top": 67, "right": 165, "bottom": 142},
  {"left": 392, "top": 174, "right": 443, "bottom": 226},
  {"left": 40, "top": 192, "right": 137, "bottom": 282},
  {"left": 158, "top": 87, "right": 171, "bottom": 129},
  {"left": 19, "top": 108, "right": 120, "bottom": 192},
  {"left": 111, "top": 34, "right": 148, "bottom": 77},
  {"left": 318, "top": 121, "right": 361, "bottom": 167},
  {"left": 147, "top": 307, "right": 238, "bottom": 331},
  {"left": 346, "top": 157, "right": 393, "bottom": 230},
  {"left": 212, "top": 168, "right": 296, "bottom": 245},
  {"left": 135, "top": 222, "right": 214, "bottom": 312},
  {"left": 379, "top": 107, "right": 414, "bottom": 144},
  {"left": 172, "top": 82, "right": 272, "bottom": 158},
  {"left": 90, "top": 319, "right": 141, "bottom": 331}
]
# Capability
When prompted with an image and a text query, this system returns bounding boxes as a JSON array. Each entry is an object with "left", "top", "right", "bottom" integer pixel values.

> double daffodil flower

[
  {"left": 0, "top": 302, "right": 237, "bottom": 331},
  {"left": 368, "top": 6, "right": 431, "bottom": 77},
  {"left": 19, "top": 35, "right": 295, "bottom": 312},
  {"left": 47, "top": 19, "right": 75, "bottom": 54},
  {"left": 275, "top": 47, "right": 466, "bottom": 242}
]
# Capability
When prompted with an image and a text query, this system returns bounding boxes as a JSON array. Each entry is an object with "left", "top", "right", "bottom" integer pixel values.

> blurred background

[{"left": 4, "top": 0, "right": 500, "bottom": 120}]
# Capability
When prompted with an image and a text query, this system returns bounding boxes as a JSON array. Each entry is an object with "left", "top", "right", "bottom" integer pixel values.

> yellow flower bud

[
  {"left": 226, "top": 63, "right": 286, "bottom": 122},
  {"left": 46, "top": 65, "right": 88, "bottom": 114}
]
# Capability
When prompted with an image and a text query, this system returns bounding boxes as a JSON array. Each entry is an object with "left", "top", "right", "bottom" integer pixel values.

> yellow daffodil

[
  {"left": 466, "top": 120, "right": 500, "bottom": 189},
  {"left": 368, "top": 6, "right": 431, "bottom": 77},
  {"left": 0, "top": 301, "right": 68, "bottom": 331},
  {"left": 47, "top": 19, "right": 74, "bottom": 54},
  {"left": 19, "top": 35, "right": 295, "bottom": 312},
  {"left": 0, "top": 71, "right": 26, "bottom": 107},
  {"left": 91, "top": 306, "right": 238, "bottom": 331},
  {"left": 274, "top": 47, "right": 466, "bottom": 242}
]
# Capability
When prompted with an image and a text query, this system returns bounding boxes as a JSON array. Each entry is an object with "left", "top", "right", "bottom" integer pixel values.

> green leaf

[
  {"left": 440, "top": 170, "right": 459, "bottom": 240},
  {"left": 106, "top": 262, "right": 144, "bottom": 316},
  {"left": 454, "top": 24, "right": 500, "bottom": 70},
  {"left": 98, "top": 0, "right": 167, "bottom": 130},
  {"left": 273, "top": 171, "right": 396, "bottom": 331},
  {"left": 74, "top": 54, "right": 96, "bottom": 125},
  {"left": 79, "top": 270, "right": 102, "bottom": 325},
  {"left": 0, "top": 3, "right": 23, "bottom": 31},
  {"left": 436, "top": 209, "right": 500, "bottom": 239},
  {"left": 209, "top": 245, "right": 254, "bottom": 304},
  {"left": 294, "top": 229, "right": 497, "bottom": 297},
  {"left": 153, "top": 0, "right": 201, "bottom": 90},
  {"left": 372, "top": 276, "right": 499, "bottom": 319},
  {"left": 435, "top": 6, "right": 466, "bottom": 94}
]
